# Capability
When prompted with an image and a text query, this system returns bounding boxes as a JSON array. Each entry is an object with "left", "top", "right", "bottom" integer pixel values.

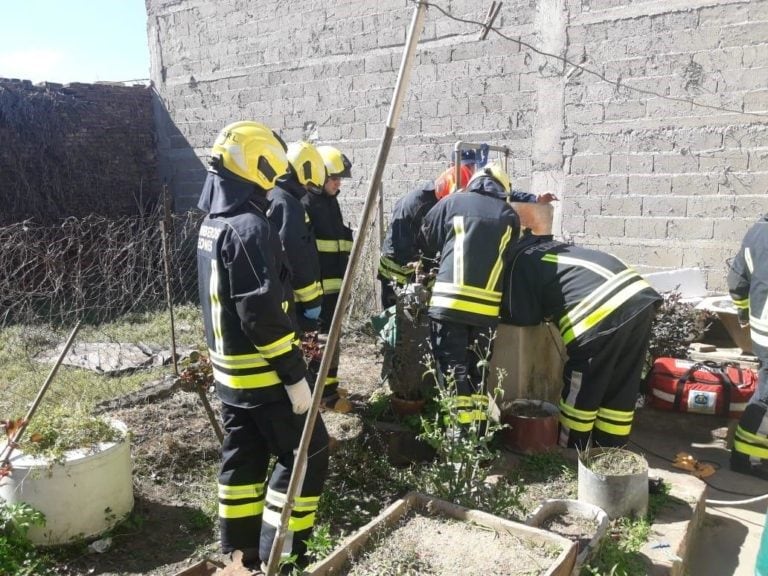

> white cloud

[{"left": 0, "top": 49, "right": 68, "bottom": 83}]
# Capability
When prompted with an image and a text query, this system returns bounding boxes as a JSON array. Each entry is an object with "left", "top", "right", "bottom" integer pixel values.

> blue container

[{"left": 757, "top": 509, "right": 768, "bottom": 576}]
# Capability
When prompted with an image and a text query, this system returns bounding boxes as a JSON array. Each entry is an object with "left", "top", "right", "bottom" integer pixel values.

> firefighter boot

[{"left": 730, "top": 452, "right": 768, "bottom": 480}]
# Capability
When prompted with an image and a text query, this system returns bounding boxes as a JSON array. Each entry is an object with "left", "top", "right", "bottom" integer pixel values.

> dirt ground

[{"left": 51, "top": 332, "right": 383, "bottom": 576}]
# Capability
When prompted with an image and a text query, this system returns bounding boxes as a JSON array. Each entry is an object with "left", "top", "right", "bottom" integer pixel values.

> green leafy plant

[
  {"left": 415, "top": 338, "right": 523, "bottom": 516},
  {"left": 16, "top": 404, "right": 123, "bottom": 464},
  {"left": 647, "top": 291, "right": 711, "bottom": 362},
  {"left": 0, "top": 500, "right": 52, "bottom": 576}
]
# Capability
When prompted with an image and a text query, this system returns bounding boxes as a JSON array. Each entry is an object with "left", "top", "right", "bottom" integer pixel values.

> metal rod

[
  {"left": 160, "top": 185, "right": 178, "bottom": 376},
  {"left": 264, "top": 2, "right": 428, "bottom": 574},
  {"left": 454, "top": 140, "right": 512, "bottom": 191},
  {"left": 1, "top": 321, "right": 82, "bottom": 466},
  {"left": 478, "top": 1, "right": 499, "bottom": 40}
]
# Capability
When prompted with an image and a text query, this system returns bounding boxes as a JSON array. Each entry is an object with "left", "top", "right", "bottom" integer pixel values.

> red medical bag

[{"left": 648, "top": 357, "right": 757, "bottom": 418}]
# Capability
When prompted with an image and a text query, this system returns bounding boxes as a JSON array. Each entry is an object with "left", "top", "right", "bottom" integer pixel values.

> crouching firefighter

[
  {"left": 728, "top": 214, "right": 768, "bottom": 479},
  {"left": 197, "top": 121, "right": 329, "bottom": 573},
  {"left": 502, "top": 229, "right": 662, "bottom": 450},
  {"left": 378, "top": 164, "right": 474, "bottom": 309},
  {"left": 418, "top": 162, "right": 520, "bottom": 430}
]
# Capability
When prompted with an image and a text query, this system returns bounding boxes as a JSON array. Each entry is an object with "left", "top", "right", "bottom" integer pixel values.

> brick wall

[
  {"left": 0, "top": 79, "right": 161, "bottom": 225},
  {"left": 147, "top": 0, "right": 768, "bottom": 291}
]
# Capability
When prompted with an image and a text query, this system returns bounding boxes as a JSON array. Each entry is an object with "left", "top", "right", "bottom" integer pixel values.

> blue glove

[{"left": 303, "top": 306, "right": 321, "bottom": 320}]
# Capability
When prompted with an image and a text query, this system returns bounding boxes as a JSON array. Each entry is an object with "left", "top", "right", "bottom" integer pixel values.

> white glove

[{"left": 285, "top": 378, "right": 312, "bottom": 415}]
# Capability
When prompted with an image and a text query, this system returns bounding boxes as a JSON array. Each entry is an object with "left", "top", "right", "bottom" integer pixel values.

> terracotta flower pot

[
  {"left": 390, "top": 395, "right": 426, "bottom": 416},
  {"left": 501, "top": 399, "right": 559, "bottom": 454}
]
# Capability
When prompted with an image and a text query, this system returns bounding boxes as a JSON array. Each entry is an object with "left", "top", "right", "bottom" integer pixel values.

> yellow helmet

[
  {"left": 316, "top": 145, "right": 352, "bottom": 178},
  {"left": 468, "top": 161, "right": 511, "bottom": 194},
  {"left": 210, "top": 121, "right": 289, "bottom": 189},
  {"left": 286, "top": 141, "right": 327, "bottom": 192}
]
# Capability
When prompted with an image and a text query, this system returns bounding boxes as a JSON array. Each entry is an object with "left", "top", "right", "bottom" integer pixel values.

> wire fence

[{"left": 0, "top": 196, "right": 385, "bottom": 421}]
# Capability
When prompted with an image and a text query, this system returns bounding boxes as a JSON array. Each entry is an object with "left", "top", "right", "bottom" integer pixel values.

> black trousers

[
  {"left": 379, "top": 278, "right": 397, "bottom": 310},
  {"left": 429, "top": 319, "right": 494, "bottom": 396},
  {"left": 218, "top": 401, "right": 329, "bottom": 565},
  {"left": 559, "top": 308, "right": 655, "bottom": 449},
  {"left": 316, "top": 292, "right": 341, "bottom": 395},
  {"left": 732, "top": 345, "right": 768, "bottom": 464}
]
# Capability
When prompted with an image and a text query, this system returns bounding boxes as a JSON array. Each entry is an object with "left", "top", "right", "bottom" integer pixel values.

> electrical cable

[
  {"left": 412, "top": 0, "right": 768, "bottom": 119},
  {"left": 628, "top": 438, "right": 768, "bottom": 505}
]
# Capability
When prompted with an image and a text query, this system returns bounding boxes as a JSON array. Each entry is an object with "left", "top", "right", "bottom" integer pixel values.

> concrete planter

[
  {"left": 307, "top": 491, "right": 577, "bottom": 576},
  {"left": 0, "top": 419, "right": 134, "bottom": 545},
  {"left": 527, "top": 498, "right": 610, "bottom": 573}
]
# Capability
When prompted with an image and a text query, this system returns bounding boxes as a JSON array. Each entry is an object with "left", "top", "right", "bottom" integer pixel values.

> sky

[{"left": 0, "top": 0, "right": 151, "bottom": 84}]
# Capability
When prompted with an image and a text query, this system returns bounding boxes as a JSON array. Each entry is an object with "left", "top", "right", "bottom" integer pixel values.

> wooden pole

[{"left": 264, "top": 3, "right": 429, "bottom": 574}]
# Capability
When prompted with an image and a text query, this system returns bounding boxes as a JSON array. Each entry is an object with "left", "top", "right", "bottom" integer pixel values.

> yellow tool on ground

[{"left": 674, "top": 452, "right": 716, "bottom": 479}]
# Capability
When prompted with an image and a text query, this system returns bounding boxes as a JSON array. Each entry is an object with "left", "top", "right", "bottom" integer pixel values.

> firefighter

[
  {"left": 268, "top": 141, "right": 325, "bottom": 332},
  {"left": 377, "top": 163, "right": 474, "bottom": 309},
  {"left": 197, "top": 121, "right": 328, "bottom": 573},
  {"left": 418, "top": 162, "right": 520, "bottom": 428},
  {"left": 728, "top": 214, "right": 768, "bottom": 479},
  {"left": 502, "top": 229, "right": 662, "bottom": 450},
  {"left": 301, "top": 145, "right": 353, "bottom": 410}
]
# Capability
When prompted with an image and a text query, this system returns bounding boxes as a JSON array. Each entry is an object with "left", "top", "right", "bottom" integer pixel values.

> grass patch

[{"left": 0, "top": 304, "right": 204, "bottom": 418}]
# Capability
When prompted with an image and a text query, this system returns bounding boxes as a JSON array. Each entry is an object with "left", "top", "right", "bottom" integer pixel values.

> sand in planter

[
  {"left": 542, "top": 511, "right": 599, "bottom": 555},
  {"left": 344, "top": 511, "right": 562, "bottom": 576}
]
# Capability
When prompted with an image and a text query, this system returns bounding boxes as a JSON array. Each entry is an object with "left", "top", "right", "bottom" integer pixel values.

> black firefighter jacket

[
  {"left": 378, "top": 181, "right": 438, "bottom": 286},
  {"left": 197, "top": 170, "right": 306, "bottom": 408},
  {"left": 502, "top": 233, "right": 662, "bottom": 350},
  {"left": 728, "top": 215, "right": 768, "bottom": 357},
  {"left": 268, "top": 174, "right": 323, "bottom": 310},
  {"left": 418, "top": 176, "right": 520, "bottom": 328},
  {"left": 301, "top": 191, "right": 353, "bottom": 295}
]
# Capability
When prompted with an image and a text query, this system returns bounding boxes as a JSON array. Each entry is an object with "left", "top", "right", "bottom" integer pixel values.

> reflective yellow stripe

[
  {"left": 294, "top": 281, "right": 323, "bottom": 303},
  {"left": 316, "top": 239, "right": 340, "bottom": 252},
  {"left": 429, "top": 296, "right": 499, "bottom": 317},
  {"left": 486, "top": 225, "right": 513, "bottom": 291},
  {"left": 379, "top": 256, "right": 413, "bottom": 284},
  {"left": 256, "top": 332, "right": 296, "bottom": 359},
  {"left": 324, "top": 377, "right": 339, "bottom": 386},
  {"left": 213, "top": 367, "right": 282, "bottom": 389},
  {"left": 219, "top": 501, "right": 264, "bottom": 519},
  {"left": 732, "top": 297, "right": 749, "bottom": 309},
  {"left": 562, "top": 278, "right": 649, "bottom": 345},
  {"left": 322, "top": 278, "right": 343, "bottom": 293},
  {"left": 339, "top": 239, "right": 353, "bottom": 252},
  {"left": 542, "top": 253, "right": 614, "bottom": 279},
  {"left": 208, "top": 349, "right": 269, "bottom": 369},
  {"left": 559, "top": 400, "right": 597, "bottom": 432},
  {"left": 432, "top": 282, "right": 501, "bottom": 303},
  {"left": 450, "top": 410, "right": 488, "bottom": 424},
  {"left": 594, "top": 407, "right": 634, "bottom": 436},
  {"left": 218, "top": 482, "right": 265, "bottom": 500},
  {"left": 594, "top": 419, "right": 632, "bottom": 436},
  {"left": 210, "top": 260, "right": 223, "bottom": 354},
  {"left": 733, "top": 426, "right": 768, "bottom": 459},
  {"left": 558, "top": 269, "right": 636, "bottom": 332},
  {"left": 597, "top": 407, "right": 633, "bottom": 422},
  {"left": 289, "top": 513, "right": 316, "bottom": 532},
  {"left": 453, "top": 216, "right": 465, "bottom": 285}
]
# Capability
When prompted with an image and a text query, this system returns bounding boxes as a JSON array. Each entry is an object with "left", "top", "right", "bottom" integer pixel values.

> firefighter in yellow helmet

[
  {"left": 268, "top": 141, "right": 325, "bottom": 330},
  {"left": 197, "top": 121, "right": 328, "bottom": 573},
  {"left": 418, "top": 161, "right": 520, "bottom": 431},
  {"left": 301, "top": 145, "right": 354, "bottom": 411}
]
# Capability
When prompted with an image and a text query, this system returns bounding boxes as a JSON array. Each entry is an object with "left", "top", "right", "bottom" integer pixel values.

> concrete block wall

[{"left": 147, "top": 0, "right": 768, "bottom": 292}]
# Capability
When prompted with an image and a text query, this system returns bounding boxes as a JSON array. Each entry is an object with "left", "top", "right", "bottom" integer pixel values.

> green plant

[
  {"left": 647, "top": 291, "right": 711, "bottom": 362},
  {"left": 415, "top": 340, "right": 522, "bottom": 516},
  {"left": 0, "top": 500, "right": 53, "bottom": 576},
  {"left": 16, "top": 404, "right": 123, "bottom": 464},
  {"left": 582, "top": 516, "right": 651, "bottom": 576},
  {"left": 303, "top": 523, "right": 337, "bottom": 564}
]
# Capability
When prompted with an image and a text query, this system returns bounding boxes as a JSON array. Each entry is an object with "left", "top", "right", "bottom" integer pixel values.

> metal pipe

[
  {"left": 264, "top": 2, "right": 429, "bottom": 574},
  {"left": 454, "top": 140, "right": 512, "bottom": 191},
  {"left": 1, "top": 321, "right": 82, "bottom": 466}
]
